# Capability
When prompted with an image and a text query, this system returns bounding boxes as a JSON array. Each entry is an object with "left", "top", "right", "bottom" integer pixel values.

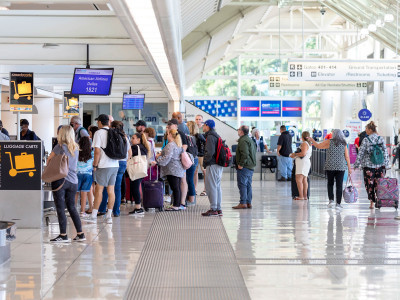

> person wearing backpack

[
  {"left": 83, "top": 114, "right": 125, "bottom": 225},
  {"left": 201, "top": 119, "right": 224, "bottom": 217},
  {"left": 354, "top": 121, "right": 390, "bottom": 209}
]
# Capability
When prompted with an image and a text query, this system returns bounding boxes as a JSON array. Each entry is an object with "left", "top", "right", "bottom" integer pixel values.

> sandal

[
  {"left": 85, "top": 210, "right": 92, "bottom": 214},
  {"left": 165, "top": 207, "right": 179, "bottom": 211},
  {"left": 293, "top": 197, "right": 304, "bottom": 200},
  {"left": 200, "top": 191, "right": 207, "bottom": 196}
]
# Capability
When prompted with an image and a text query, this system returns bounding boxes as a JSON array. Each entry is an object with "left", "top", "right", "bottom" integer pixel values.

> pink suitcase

[{"left": 375, "top": 178, "right": 399, "bottom": 209}]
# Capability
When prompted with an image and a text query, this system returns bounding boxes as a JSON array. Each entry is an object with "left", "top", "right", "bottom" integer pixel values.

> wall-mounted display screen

[
  {"left": 282, "top": 100, "right": 302, "bottom": 117},
  {"left": 122, "top": 94, "right": 145, "bottom": 110},
  {"left": 71, "top": 68, "right": 114, "bottom": 96}
]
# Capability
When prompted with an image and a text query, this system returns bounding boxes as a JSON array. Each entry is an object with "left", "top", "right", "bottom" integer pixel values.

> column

[{"left": 32, "top": 97, "right": 54, "bottom": 151}]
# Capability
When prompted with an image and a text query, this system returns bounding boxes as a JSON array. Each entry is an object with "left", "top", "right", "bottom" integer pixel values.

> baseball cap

[
  {"left": 167, "top": 119, "right": 178, "bottom": 126},
  {"left": 134, "top": 120, "right": 147, "bottom": 127},
  {"left": 203, "top": 119, "right": 215, "bottom": 129},
  {"left": 95, "top": 114, "right": 109, "bottom": 123}
]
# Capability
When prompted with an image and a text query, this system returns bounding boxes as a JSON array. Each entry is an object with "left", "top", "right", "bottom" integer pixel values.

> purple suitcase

[
  {"left": 375, "top": 177, "right": 399, "bottom": 209},
  {"left": 142, "top": 166, "right": 164, "bottom": 211}
]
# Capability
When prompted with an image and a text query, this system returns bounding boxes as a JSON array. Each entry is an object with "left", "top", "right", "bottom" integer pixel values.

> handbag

[
  {"left": 181, "top": 150, "right": 194, "bottom": 170},
  {"left": 42, "top": 147, "right": 69, "bottom": 191},
  {"left": 343, "top": 174, "right": 358, "bottom": 203},
  {"left": 127, "top": 145, "right": 148, "bottom": 181}
]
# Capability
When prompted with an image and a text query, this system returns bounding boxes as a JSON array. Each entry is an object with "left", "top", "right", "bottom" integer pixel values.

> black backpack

[
  {"left": 186, "top": 135, "right": 198, "bottom": 157},
  {"left": 101, "top": 128, "right": 128, "bottom": 160}
]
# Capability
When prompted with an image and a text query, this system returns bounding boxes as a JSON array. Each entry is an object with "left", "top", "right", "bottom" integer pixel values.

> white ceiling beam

[
  {"left": 226, "top": 1, "right": 320, "bottom": 6},
  {"left": 0, "top": 60, "right": 147, "bottom": 66},
  {"left": 0, "top": 10, "right": 114, "bottom": 16},
  {"left": 234, "top": 49, "right": 338, "bottom": 53},
  {"left": 245, "top": 29, "right": 358, "bottom": 34},
  {"left": 0, "top": 38, "right": 132, "bottom": 45}
]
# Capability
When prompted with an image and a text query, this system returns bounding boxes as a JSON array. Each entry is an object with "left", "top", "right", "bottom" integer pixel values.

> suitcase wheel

[{"left": 158, "top": 207, "right": 164, "bottom": 212}]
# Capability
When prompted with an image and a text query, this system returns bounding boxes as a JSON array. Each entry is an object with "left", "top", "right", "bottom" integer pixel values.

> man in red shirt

[{"left": 354, "top": 133, "right": 360, "bottom": 154}]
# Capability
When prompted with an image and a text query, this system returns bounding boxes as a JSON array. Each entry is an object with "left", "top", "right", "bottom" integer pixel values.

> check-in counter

[{"left": 0, "top": 141, "right": 43, "bottom": 228}]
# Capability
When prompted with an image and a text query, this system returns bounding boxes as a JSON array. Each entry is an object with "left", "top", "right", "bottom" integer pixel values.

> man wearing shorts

[{"left": 83, "top": 114, "right": 119, "bottom": 224}]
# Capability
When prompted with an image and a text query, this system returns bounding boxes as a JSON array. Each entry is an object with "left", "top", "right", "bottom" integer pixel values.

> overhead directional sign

[
  {"left": 287, "top": 59, "right": 400, "bottom": 81},
  {"left": 269, "top": 73, "right": 367, "bottom": 90}
]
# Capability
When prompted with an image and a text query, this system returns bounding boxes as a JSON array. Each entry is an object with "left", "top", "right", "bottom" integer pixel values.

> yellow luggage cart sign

[
  {"left": 0, "top": 141, "right": 42, "bottom": 190},
  {"left": 9, "top": 72, "right": 34, "bottom": 112},
  {"left": 63, "top": 91, "right": 80, "bottom": 118}
]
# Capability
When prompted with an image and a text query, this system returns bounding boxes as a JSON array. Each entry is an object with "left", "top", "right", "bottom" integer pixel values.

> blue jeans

[
  {"left": 186, "top": 157, "right": 198, "bottom": 197},
  {"left": 237, "top": 168, "right": 254, "bottom": 204},
  {"left": 98, "top": 161, "right": 127, "bottom": 216},
  {"left": 278, "top": 156, "right": 293, "bottom": 179}
]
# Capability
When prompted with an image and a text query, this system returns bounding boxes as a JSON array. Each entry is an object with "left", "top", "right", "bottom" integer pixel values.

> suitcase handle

[{"left": 21, "top": 152, "right": 28, "bottom": 156}]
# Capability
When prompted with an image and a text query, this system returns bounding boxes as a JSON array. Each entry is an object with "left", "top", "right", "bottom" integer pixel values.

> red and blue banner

[
  {"left": 282, "top": 100, "right": 302, "bottom": 117},
  {"left": 241, "top": 100, "right": 260, "bottom": 117},
  {"left": 261, "top": 100, "right": 281, "bottom": 117}
]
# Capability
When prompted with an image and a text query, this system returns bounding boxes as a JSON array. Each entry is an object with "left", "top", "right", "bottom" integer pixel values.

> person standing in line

[
  {"left": 48, "top": 125, "right": 85, "bottom": 242},
  {"left": 251, "top": 128, "right": 269, "bottom": 152},
  {"left": 134, "top": 120, "right": 147, "bottom": 134},
  {"left": 129, "top": 132, "right": 150, "bottom": 215},
  {"left": 76, "top": 137, "right": 94, "bottom": 216},
  {"left": 201, "top": 120, "right": 224, "bottom": 217},
  {"left": 20, "top": 119, "right": 40, "bottom": 140},
  {"left": 70, "top": 116, "right": 89, "bottom": 142},
  {"left": 277, "top": 125, "right": 293, "bottom": 181},
  {"left": 354, "top": 121, "right": 390, "bottom": 209},
  {"left": 83, "top": 114, "right": 120, "bottom": 225},
  {"left": 308, "top": 129, "right": 352, "bottom": 210},
  {"left": 143, "top": 127, "right": 157, "bottom": 181},
  {"left": 0, "top": 120, "right": 9, "bottom": 137},
  {"left": 232, "top": 125, "right": 256, "bottom": 209},
  {"left": 172, "top": 111, "right": 190, "bottom": 135},
  {"left": 290, "top": 131, "right": 312, "bottom": 200},
  {"left": 155, "top": 129, "right": 185, "bottom": 211},
  {"left": 194, "top": 114, "right": 207, "bottom": 196},
  {"left": 186, "top": 121, "right": 199, "bottom": 204}
]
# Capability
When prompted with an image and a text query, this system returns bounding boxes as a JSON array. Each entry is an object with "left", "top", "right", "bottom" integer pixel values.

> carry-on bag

[
  {"left": 375, "top": 177, "right": 399, "bottom": 209},
  {"left": 127, "top": 145, "right": 148, "bottom": 181},
  {"left": 142, "top": 166, "right": 164, "bottom": 211},
  {"left": 343, "top": 175, "right": 358, "bottom": 203},
  {"left": 291, "top": 162, "right": 310, "bottom": 199}
]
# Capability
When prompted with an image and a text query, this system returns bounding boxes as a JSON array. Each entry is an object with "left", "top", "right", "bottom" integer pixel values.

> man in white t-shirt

[{"left": 83, "top": 114, "right": 119, "bottom": 224}]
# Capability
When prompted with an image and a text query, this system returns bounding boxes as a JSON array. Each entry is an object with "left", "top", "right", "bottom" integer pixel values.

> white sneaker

[
  {"left": 82, "top": 215, "right": 97, "bottom": 223},
  {"left": 336, "top": 204, "right": 343, "bottom": 210},
  {"left": 327, "top": 201, "right": 334, "bottom": 208},
  {"left": 104, "top": 216, "right": 113, "bottom": 224},
  {"left": 394, "top": 216, "right": 400, "bottom": 220}
]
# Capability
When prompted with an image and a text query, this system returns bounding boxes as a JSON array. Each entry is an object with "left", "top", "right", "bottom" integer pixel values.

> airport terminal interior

[{"left": 2, "top": 0, "right": 400, "bottom": 299}]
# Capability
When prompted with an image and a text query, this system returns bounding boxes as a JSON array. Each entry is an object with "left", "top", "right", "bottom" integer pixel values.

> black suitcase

[
  {"left": 142, "top": 167, "right": 164, "bottom": 211},
  {"left": 291, "top": 162, "right": 310, "bottom": 199}
]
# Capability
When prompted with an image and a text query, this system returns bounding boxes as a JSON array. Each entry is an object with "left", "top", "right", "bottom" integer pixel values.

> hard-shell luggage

[
  {"left": 375, "top": 177, "right": 399, "bottom": 209},
  {"left": 291, "top": 162, "right": 310, "bottom": 199},
  {"left": 142, "top": 167, "right": 164, "bottom": 211}
]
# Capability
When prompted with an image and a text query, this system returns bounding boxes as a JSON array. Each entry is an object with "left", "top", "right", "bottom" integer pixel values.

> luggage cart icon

[
  {"left": 65, "top": 97, "right": 79, "bottom": 111},
  {"left": 6, "top": 152, "right": 36, "bottom": 177},
  {"left": 11, "top": 81, "right": 32, "bottom": 100}
]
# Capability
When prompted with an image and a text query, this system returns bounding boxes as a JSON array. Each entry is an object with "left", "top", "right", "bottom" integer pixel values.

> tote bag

[
  {"left": 42, "top": 147, "right": 69, "bottom": 191},
  {"left": 343, "top": 174, "right": 358, "bottom": 203},
  {"left": 127, "top": 145, "right": 148, "bottom": 181}
]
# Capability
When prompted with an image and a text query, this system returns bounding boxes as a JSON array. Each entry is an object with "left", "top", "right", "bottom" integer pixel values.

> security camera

[{"left": 320, "top": 7, "right": 326, "bottom": 15}]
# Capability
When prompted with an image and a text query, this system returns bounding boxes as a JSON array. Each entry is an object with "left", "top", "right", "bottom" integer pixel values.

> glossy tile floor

[{"left": 2, "top": 169, "right": 400, "bottom": 299}]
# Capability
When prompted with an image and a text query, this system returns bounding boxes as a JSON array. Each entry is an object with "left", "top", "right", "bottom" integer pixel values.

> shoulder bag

[
  {"left": 42, "top": 146, "right": 69, "bottom": 191},
  {"left": 127, "top": 145, "right": 148, "bottom": 181}
]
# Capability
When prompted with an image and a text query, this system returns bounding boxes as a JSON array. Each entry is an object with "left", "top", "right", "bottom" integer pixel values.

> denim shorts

[
  {"left": 77, "top": 173, "right": 93, "bottom": 192},
  {"left": 94, "top": 167, "right": 118, "bottom": 187}
]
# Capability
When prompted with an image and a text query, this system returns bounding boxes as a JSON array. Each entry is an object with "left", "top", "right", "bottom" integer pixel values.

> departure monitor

[
  {"left": 71, "top": 68, "right": 114, "bottom": 96},
  {"left": 122, "top": 93, "right": 145, "bottom": 110}
]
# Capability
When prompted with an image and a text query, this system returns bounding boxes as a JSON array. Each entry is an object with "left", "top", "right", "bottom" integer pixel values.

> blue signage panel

[
  {"left": 358, "top": 109, "right": 372, "bottom": 121},
  {"left": 261, "top": 100, "right": 281, "bottom": 117},
  {"left": 313, "top": 130, "right": 322, "bottom": 138},
  {"left": 343, "top": 129, "right": 350, "bottom": 138},
  {"left": 241, "top": 100, "right": 260, "bottom": 117},
  {"left": 218, "top": 100, "right": 237, "bottom": 117},
  {"left": 288, "top": 129, "right": 295, "bottom": 137},
  {"left": 195, "top": 100, "right": 217, "bottom": 116},
  {"left": 71, "top": 68, "right": 114, "bottom": 95},
  {"left": 282, "top": 100, "right": 302, "bottom": 117},
  {"left": 122, "top": 94, "right": 145, "bottom": 110}
]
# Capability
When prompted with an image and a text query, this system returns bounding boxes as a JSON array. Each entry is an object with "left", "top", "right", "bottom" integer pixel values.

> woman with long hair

[
  {"left": 48, "top": 125, "right": 85, "bottom": 243},
  {"left": 354, "top": 121, "right": 390, "bottom": 209},
  {"left": 76, "top": 137, "right": 94, "bottom": 215},
  {"left": 308, "top": 129, "right": 352, "bottom": 210},
  {"left": 129, "top": 132, "right": 150, "bottom": 215},
  {"left": 186, "top": 121, "right": 199, "bottom": 204},
  {"left": 290, "top": 131, "right": 312, "bottom": 200},
  {"left": 155, "top": 129, "right": 185, "bottom": 211}
]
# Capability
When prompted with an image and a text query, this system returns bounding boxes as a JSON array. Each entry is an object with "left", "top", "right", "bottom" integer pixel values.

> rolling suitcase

[
  {"left": 142, "top": 166, "right": 164, "bottom": 211},
  {"left": 291, "top": 162, "right": 310, "bottom": 199},
  {"left": 375, "top": 177, "right": 399, "bottom": 209}
]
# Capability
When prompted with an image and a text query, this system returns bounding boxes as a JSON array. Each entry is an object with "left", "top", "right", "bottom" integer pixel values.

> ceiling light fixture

[
  {"left": 42, "top": 43, "right": 60, "bottom": 49},
  {"left": 368, "top": 24, "right": 377, "bottom": 32},
  {"left": 384, "top": 13, "right": 394, "bottom": 23}
]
